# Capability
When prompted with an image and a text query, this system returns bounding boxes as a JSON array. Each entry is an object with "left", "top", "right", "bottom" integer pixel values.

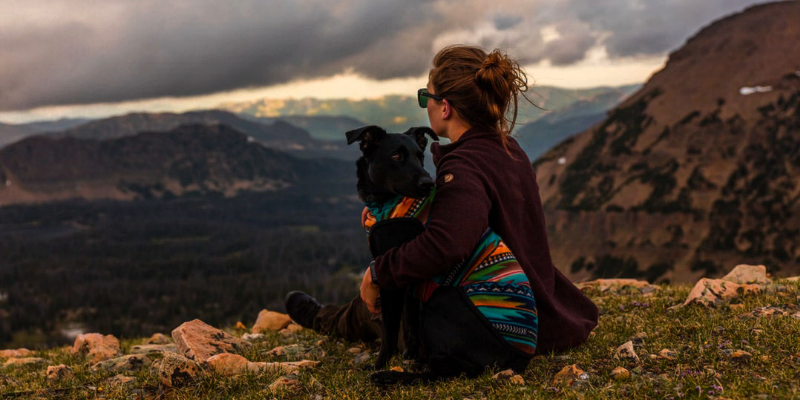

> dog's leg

[
  {"left": 374, "top": 288, "right": 404, "bottom": 369},
  {"left": 401, "top": 293, "right": 422, "bottom": 362}
]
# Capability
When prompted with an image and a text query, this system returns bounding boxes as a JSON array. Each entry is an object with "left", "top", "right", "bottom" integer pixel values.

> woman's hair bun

[{"left": 475, "top": 50, "right": 515, "bottom": 93}]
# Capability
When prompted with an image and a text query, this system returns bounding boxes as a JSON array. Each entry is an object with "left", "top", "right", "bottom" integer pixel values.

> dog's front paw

[
  {"left": 369, "top": 370, "right": 435, "bottom": 386},
  {"left": 369, "top": 371, "right": 406, "bottom": 386}
]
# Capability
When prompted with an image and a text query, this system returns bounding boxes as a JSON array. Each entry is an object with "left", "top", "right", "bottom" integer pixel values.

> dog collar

[{"left": 361, "top": 187, "right": 437, "bottom": 234}]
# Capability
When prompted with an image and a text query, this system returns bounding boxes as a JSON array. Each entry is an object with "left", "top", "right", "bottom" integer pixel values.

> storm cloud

[{"left": 0, "top": 0, "right": 768, "bottom": 111}]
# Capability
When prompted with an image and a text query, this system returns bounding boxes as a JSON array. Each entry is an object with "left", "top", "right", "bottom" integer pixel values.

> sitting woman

[{"left": 285, "top": 44, "right": 598, "bottom": 376}]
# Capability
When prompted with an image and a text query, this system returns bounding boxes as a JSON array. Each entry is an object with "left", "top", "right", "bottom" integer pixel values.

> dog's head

[{"left": 346, "top": 125, "right": 438, "bottom": 203}]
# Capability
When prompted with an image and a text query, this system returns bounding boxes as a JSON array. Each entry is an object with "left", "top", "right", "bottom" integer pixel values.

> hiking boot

[{"left": 285, "top": 291, "right": 322, "bottom": 330}]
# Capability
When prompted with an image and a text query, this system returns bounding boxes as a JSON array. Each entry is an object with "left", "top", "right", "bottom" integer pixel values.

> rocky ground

[{"left": 1, "top": 265, "right": 798, "bottom": 399}]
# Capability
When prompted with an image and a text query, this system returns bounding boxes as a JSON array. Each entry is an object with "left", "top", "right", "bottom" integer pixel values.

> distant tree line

[{"left": 0, "top": 187, "right": 372, "bottom": 348}]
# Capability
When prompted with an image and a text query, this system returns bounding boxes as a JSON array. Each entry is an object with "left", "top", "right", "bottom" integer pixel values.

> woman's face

[{"left": 425, "top": 81, "right": 444, "bottom": 138}]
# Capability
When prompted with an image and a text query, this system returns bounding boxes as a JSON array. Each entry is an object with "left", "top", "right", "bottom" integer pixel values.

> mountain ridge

[
  {"left": 0, "top": 123, "right": 353, "bottom": 206},
  {"left": 532, "top": 1, "right": 800, "bottom": 283}
]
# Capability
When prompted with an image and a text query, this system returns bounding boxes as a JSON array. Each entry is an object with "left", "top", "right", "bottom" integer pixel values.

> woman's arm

[{"left": 371, "top": 155, "right": 492, "bottom": 290}]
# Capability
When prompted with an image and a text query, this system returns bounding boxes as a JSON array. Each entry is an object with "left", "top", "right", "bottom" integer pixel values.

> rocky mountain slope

[
  {"left": 0, "top": 123, "right": 352, "bottom": 206},
  {"left": 39, "top": 110, "right": 356, "bottom": 160},
  {"left": 533, "top": 1, "right": 800, "bottom": 283}
]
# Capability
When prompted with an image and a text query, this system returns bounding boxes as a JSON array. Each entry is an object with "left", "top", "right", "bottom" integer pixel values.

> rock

[
  {"left": 105, "top": 374, "right": 136, "bottom": 387},
  {"left": 576, "top": 279, "right": 658, "bottom": 294},
  {"left": 721, "top": 264, "right": 772, "bottom": 285},
  {"left": 748, "top": 306, "right": 788, "bottom": 318},
  {"left": 628, "top": 332, "right": 647, "bottom": 345},
  {"left": 205, "top": 353, "right": 319, "bottom": 376},
  {"left": 730, "top": 350, "right": 752, "bottom": 362},
  {"left": 678, "top": 278, "right": 762, "bottom": 307},
  {"left": 269, "top": 374, "right": 301, "bottom": 394},
  {"left": 279, "top": 324, "right": 304, "bottom": 337},
  {"left": 553, "top": 364, "right": 586, "bottom": 385},
  {"left": 91, "top": 354, "right": 151, "bottom": 372},
  {"left": 157, "top": 352, "right": 201, "bottom": 387},
  {"left": 2, "top": 357, "right": 51, "bottom": 369},
  {"left": 784, "top": 276, "right": 799, "bottom": 282},
  {"left": 284, "top": 323, "right": 303, "bottom": 333},
  {"left": 204, "top": 353, "right": 250, "bottom": 376},
  {"left": 353, "top": 351, "right": 371, "bottom": 365},
  {"left": 347, "top": 347, "right": 362, "bottom": 354},
  {"left": 611, "top": 367, "right": 630, "bottom": 381},
  {"left": 492, "top": 369, "right": 525, "bottom": 385},
  {"left": 251, "top": 310, "right": 292, "bottom": 333},
  {"left": 265, "top": 344, "right": 302, "bottom": 357},
  {"left": 279, "top": 328, "right": 297, "bottom": 337},
  {"left": 130, "top": 344, "right": 178, "bottom": 355},
  {"left": 279, "top": 360, "right": 319, "bottom": 370},
  {"left": 71, "top": 333, "right": 121, "bottom": 362},
  {"left": 172, "top": 319, "right": 251, "bottom": 362},
  {"left": 235, "top": 321, "right": 247, "bottom": 330},
  {"left": 492, "top": 369, "right": 514, "bottom": 380},
  {"left": 242, "top": 333, "right": 265, "bottom": 342},
  {"left": 614, "top": 341, "right": 640, "bottom": 363},
  {"left": 390, "top": 366, "right": 404, "bottom": 372},
  {"left": 658, "top": 349, "right": 678, "bottom": 360},
  {"left": 0, "top": 348, "right": 33, "bottom": 359},
  {"left": 45, "top": 365, "right": 74, "bottom": 383},
  {"left": 146, "top": 333, "right": 171, "bottom": 345}
]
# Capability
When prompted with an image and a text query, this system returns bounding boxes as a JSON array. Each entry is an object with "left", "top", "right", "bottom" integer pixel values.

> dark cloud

[
  {"left": 542, "top": 22, "right": 597, "bottom": 66},
  {"left": 559, "top": 0, "right": 768, "bottom": 58},
  {"left": 0, "top": 0, "right": 768, "bottom": 111},
  {"left": 493, "top": 14, "right": 523, "bottom": 30}
]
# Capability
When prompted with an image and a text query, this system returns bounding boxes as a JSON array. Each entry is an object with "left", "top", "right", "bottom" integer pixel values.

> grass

[{"left": 1, "top": 279, "right": 799, "bottom": 399}]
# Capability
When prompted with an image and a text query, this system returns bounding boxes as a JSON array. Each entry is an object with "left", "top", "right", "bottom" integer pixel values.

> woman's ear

[{"left": 441, "top": 99, "right": 453, "bottom": 120}]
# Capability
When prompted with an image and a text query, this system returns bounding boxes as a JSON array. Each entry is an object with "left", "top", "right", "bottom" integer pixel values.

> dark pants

[
  {"left": 313, "top": 293, "right": 388, "bottom": 344},
  {"left": 313, "top": 286, "right": 532, "bottom": 376}
]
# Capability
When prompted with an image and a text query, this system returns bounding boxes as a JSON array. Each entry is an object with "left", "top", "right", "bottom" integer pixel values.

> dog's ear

[
  {"left": 346, "top": 125, "right": 387, "bottom": 154},
  {"left": 404, "top": 127, "right": 438, "bottom": 152}
]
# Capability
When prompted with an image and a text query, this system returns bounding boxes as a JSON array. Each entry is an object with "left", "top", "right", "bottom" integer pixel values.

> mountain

[
  {"left": 0, "top": 118, "right": 91, "bottom": 149},
  {"left": 0, "top": 123, "right": 28, "bottom": 150},
  {"left": 218, "top": 85, "right": 640, "bottom": 136},
  {"left": 41, "top": 110, "right": 357, "bottom": 160},
  {"left": 515, "top": 87, "right": 639, "bottom": 159},
  {"left": 0, "top": 123, "right": 353, "bottom": 206},
  {"left": 532, "top": 1, "right": 800, "bottom": 283},
  {"left": 249, "top": 115, "right": 366, "bottom": 141}
]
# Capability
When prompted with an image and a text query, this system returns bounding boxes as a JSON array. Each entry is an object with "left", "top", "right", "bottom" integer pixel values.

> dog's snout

[{"left": 418, "top": 176, "right": 434, "bottom": 190}]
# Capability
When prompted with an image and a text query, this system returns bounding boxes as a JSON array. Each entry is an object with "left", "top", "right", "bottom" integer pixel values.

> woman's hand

[{"left": 360, "top": 266, "right": 381, "bottom": 314}]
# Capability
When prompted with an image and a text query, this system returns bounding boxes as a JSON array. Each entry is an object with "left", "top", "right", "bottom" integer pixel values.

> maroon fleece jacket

[{"left": 372, "top": 127, "right": 599, "bottom": 354}]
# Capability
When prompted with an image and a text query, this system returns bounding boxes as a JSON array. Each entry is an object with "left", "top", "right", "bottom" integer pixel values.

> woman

[{"left": 286, "top": 45, "right": 598, "bottom": 377}]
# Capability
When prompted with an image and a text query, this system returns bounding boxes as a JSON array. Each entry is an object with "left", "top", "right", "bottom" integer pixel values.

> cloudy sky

[{"left": 0, "top": 0, "right": 769, "bottom": 123}]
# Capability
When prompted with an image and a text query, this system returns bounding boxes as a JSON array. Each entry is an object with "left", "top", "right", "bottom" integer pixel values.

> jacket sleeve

[{"left": 371, "top": 155, "right": 492, "bottom": 289}]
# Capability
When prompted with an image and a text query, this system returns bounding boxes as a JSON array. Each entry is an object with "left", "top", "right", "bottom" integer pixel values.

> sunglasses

[{"left": 417, "top": 88, "right": 447, "bottom": 108}]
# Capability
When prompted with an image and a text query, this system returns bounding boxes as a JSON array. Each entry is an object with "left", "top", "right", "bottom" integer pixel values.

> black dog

[{"left": 345, "top": 125, "right": 438, "bottom": 372}]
